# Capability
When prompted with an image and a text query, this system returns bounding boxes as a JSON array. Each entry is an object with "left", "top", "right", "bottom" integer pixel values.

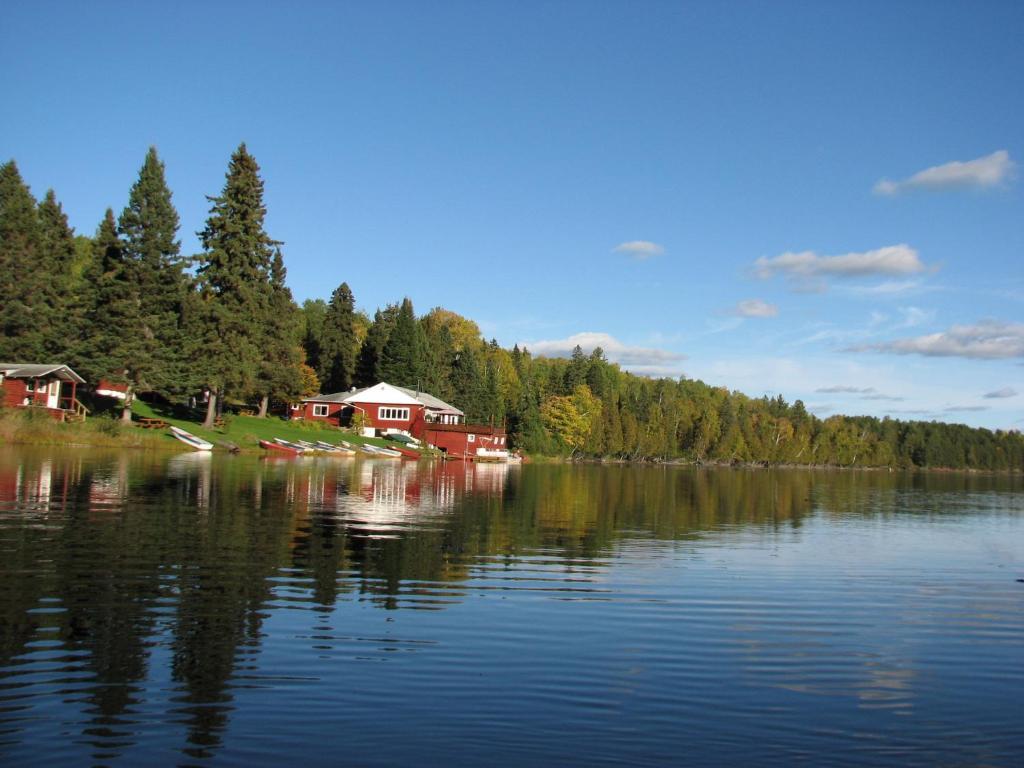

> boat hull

[{"left": 260, "top": 439, "right": 303, "bottom": 455}]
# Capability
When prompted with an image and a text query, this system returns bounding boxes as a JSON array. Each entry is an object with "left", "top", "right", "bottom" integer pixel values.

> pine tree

[
  {"left": 0, "top": 161, "right": 43, "bottom": 359},
  {"left": 318, "top": 282, "right": 359, "bottom": 392},
  {"left": 194, "top": 143, "right": 278, "bottom": 427},
  {"left": 35, "top": 189, "right": 77, "bottom": 358},
  {"left": 77, "top": 209, "right": 148, "bottom": 421},
  {"left": 355, "top": 304, "right": 399, "bottom": 387},
  {"left": 421, "top": 321, "right": 456, "bottom": 403},
  {"left": 300, "top": 298, "right": 328, "bottom": 374},
  {"left": 106, "top": 147, "right": 188, "bottom": 417},
  {"left": 379, "top": 297, "right": 424, "bottom": 388},
  {"left": 451, "top": 342, "right": 485, "bottom": 421},
  {"left": 254, "top": 249, "right": 304, "bottom": 415}
]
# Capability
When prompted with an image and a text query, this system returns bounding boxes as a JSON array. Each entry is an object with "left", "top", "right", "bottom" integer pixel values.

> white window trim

[
  {"left": 468, "top": 434, "right": 475, "bottom": 443},
  {"left": 378, "top": 406, "right": 410, "bottom": 421},
  {"left": 312, "top": 404, "right": 330, "bottom": 417}
]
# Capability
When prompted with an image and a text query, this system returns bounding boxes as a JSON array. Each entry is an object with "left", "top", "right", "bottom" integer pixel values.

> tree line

[{"left": 1, "top": 147, "right": 1021, "bottom": 469}]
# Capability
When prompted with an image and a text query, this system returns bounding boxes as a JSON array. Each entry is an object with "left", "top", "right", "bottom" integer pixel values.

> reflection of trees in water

[{"left": 0, "top": 450, "right": 1020, "bottom": 763}]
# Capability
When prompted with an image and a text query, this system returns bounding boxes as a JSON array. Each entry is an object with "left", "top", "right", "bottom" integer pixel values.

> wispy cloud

[
  {"left": 844, "top": 279, "right": 938, "bottom": 298},
  {"left": 944, "top": 405, "right": 990, "bottom": 413},
  {"left": 983, "top": 387, "right": 1018, "bottom": 399},
  {"left": 848, "top": 320, "right": 1024, "bottom": 360},
  {"left": 816, "top": 385, "right": 876, "bottom": 394},
  {"left": 754, "top": 245, "right": 930, "bottom": 291},
  {"left": 862, "top": 393, "right": 904, "bottom": 402},
  {"left": 874, "top": 150, "right": 1015, "bottom": 195},
  {"left": 897, "top": 306, "right": 934, "bottom": 328},
  {"left": 613, "top": 240, "right": 664, "bottom": 260},
  {"left": 522, "top": 331, "right": 685, "bottom": 376},
  {"left": 733, "top": 299, "right": 778, "bottom": 318}
]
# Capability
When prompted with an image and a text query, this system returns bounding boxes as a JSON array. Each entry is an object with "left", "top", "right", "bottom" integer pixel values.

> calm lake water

[{"left": 0, "top": 448, "right": 1021, "bottom": 767}]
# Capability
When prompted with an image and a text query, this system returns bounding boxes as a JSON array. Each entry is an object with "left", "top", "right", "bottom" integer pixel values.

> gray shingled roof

[
  {"left": 303, "top": 382, "right": 464, "bottom": 415},
  {"left": 0, "top": 363, "right": 85, "bottom": 384},
  {"left": 393, "top": 385, "right": 463, "bottom": 415},
  {"left": 301, "top": 391, "right": 352, "bottom": 403}
]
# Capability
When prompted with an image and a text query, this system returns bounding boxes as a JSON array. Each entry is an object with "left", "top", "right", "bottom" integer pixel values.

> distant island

[{"left": 1, "top": 147, "right": 1021, "bottom": 471}]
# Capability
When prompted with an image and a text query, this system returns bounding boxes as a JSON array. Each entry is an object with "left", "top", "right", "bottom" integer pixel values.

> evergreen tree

[
  {"left": 451, "top": 342, "right": 485, "bottom": 421},
  {"left": 355, "top": 304, "right": 399, "bottom": 386},
  {"left": 77, "top": 209, "right": 148, "bottom": 421},
  {"left": 300, "top": 298, "right": 328, "bottom": 374},
  {"left": 421, "top": 322, "right": 456, "bottom": 403},
  {"left": 194, "top": 143, "right": 278, "bottom": 427},
  {"left": 254, "top": 249, "right": 304, "bottom": 415},
  {"left": 103, "top": 147, "right": 189, "bottom": 417},
  {"left": 379, "top": 297, "right": 425, "bottom": 388},
  {"left": 36, "top": 189, "right": 77, "bottom": 357},
  {"left": 0, "top": 161, "right": 42, "bottom": 359},
  {"left": 318, "top": 282, "right": 359, "bottom": 392}
]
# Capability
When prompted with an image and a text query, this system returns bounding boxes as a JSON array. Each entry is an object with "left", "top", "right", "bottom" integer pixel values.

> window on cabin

[
  {"left": 379, "top": 407, "right": 410, "bottom": 421},
  {"left": 312, "top": 404, "right": 330, "bottom": 417},
  {"left": 25, "top": 380, "right": 35, "bottom": 392},
  {"left": 468, "top": 434, "right": 475, "bottom": 443}
]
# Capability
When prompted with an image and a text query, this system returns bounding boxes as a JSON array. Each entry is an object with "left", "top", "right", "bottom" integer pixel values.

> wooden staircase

[{"left": 64, "top": 398, "right": 89, "bottom": 423}]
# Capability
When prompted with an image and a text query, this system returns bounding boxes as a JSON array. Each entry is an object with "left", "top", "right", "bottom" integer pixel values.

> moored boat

[
  {"left": 169, "top": 425, "right": 214, "bottom": 451},
  {"left": 260, "top": 439, "right": 304, "bottom": 455}
]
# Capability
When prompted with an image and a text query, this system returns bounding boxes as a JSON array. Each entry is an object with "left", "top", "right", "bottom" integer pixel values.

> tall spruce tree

[
  {"left": 194, "top": 143, "right": 278, "bottom": 427},
  {"left": 77, "top": 209, "right": 150, "bottom": 421},
  {"left": 95, "top": 147, "right": 189, "bottom": 418},
  {"left": 0, "top": 161, "right": 43, "bottom": 359},
  {"left": 420, "top": 321, "right": 456, "bottom": 403},
  {"left": 35, "top": 189, "right": 77, "bottom": 358},
  {"left": 451, "top": 342, "right": 485, "bottom": 421},
  {"left": 355, "top": 304, "right": 399, "bottom": 387},
  {"left": 254, "top": 249, "right": 304, "bottom": 415},
  {"left": 318, "top": 282, "right": 359, "bottom": 392},
  {"left": 379, "top": 297, "right": 425, "bottom": 388}
]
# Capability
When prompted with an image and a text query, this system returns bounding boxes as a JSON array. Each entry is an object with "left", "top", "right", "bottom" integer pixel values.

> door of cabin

[{"left": 46, "top": 380, "right": 59, "bottom": 409}]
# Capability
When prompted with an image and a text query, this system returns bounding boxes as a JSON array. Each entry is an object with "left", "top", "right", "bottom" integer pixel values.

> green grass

[{"left": 129, "top": 400, "right": 432, "bottom": 454}]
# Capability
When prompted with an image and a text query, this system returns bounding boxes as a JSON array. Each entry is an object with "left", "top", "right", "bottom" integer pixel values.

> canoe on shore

[
  {"left": 260, "top": 439, "right": 303, "bottom": 455},
  {"left": 170, "top": 425, "right": 214, "bottom": 451}
]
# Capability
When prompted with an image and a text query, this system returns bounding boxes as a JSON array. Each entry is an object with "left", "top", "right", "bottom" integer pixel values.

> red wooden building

[
  {"left": 293, "top": 381, "right": 509, "bottom": 460},
  {"left": 0, "top": 363, "right": 88, "bottom": 421}
]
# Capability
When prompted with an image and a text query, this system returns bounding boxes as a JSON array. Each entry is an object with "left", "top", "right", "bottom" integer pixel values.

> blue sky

[{"left": 3, "top": 1, "right": 1022, "bottom": 429}]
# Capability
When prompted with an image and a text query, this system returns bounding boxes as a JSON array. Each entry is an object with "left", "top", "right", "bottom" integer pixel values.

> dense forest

[{"left": 1, "top": 146, "right": 1021, "bottom": 470}]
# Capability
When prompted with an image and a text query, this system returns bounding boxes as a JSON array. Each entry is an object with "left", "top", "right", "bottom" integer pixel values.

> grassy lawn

[{"left": 130, "top": 400, "right": 426, "bottom": 454}]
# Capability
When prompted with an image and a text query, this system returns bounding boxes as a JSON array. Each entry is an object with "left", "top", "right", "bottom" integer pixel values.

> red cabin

[
  {"left": 0, "top": 363, "right": 88, "bottom": 421},
  {"left": 293, "top": 381, "right": 508, "bottom": 460}
]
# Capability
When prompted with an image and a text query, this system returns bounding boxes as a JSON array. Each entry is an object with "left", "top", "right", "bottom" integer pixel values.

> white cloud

[
  {"left": 897, "top": 306, "right": 934, "bottom": 328},
  {"left": 521, "top": 331, "right": 686, "bottom": 376},
  {"left": 849, "top": 320, "right": 1024, "bottom": 360},
  {"left": 754, "top": 245, "right": 929, "bottom": 287},
  {"left": 816, "top": 385, "right": 876, "bottom": 394},
  {"left": 844, "top": 279, "right": 936, "bottom": 298},
  {"left": 874, "top": 150, "right": 1015, "bottom": 195},
  {"left": 613, "top": 240, "right": 665, "bottom": 260},
  {"left": 983, "top": 387, "right": 1018, "bottom": 399},
  {"left": 944, "top": 405, "right": 990, "bottom": 413},
  {"left": 734, "top": 299, "right": 778, "bottom": 318}
]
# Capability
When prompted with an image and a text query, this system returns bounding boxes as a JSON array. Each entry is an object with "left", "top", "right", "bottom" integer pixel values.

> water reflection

[{"left": 0, "top": 448, "right": 1020, "bottom": 766}]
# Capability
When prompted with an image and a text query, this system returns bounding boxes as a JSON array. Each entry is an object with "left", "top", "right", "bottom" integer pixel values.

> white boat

[
  {"left": 475, "top": 447, "right": 511, "bottom": 462},
  {"left": 358, "top": 443, "right": 403, "bottom": 458},
  {"left": 169, "top": 425, "right": 214, "bottom": 451}
]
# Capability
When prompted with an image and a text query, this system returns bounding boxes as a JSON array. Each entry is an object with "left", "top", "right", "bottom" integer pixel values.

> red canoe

[{"left": 259, "top": 439, "right": 303, "bottom": 455}]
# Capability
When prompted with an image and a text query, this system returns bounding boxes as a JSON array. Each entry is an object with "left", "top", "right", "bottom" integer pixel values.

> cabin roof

[
  {"left": 304, "top": 382, "right": 464, "bottom": 415},
  {"left": 0, "top": 363, "right": 85, "bottom": 384}
]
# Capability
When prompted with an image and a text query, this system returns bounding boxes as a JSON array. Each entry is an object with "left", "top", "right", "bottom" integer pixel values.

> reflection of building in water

[
  {"left": 88, "top": 455, "right": 130, "bottom": 511},
  {"left": 259, "top": 457, "right": 517, "bottom": 537},
  {"left": 0, "top": 459, "right": 53, "bottom": 509},
  {"left": 166, "top": 452, "right": 213, "bottom": 510}
]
